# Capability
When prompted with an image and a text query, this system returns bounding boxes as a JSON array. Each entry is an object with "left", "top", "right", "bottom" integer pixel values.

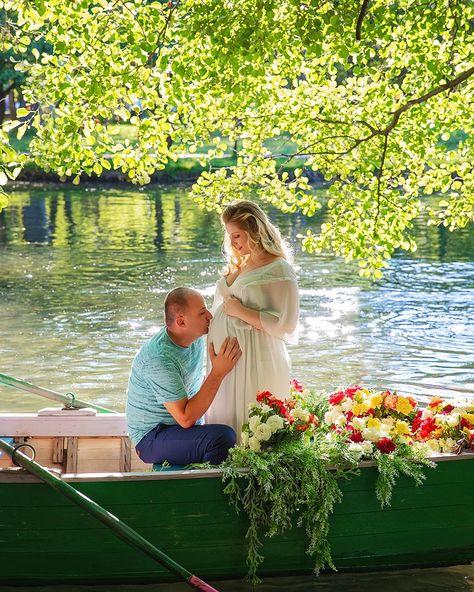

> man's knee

[
  {"left": 203, "top": 424, "right": 236, "bottom": 464},
  {"left": 211, "top": 424, "right": 236, "bottom": 449}
]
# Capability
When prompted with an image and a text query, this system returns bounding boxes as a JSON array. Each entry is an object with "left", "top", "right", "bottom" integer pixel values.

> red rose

[
  {"left": 329, "top": 392, "right": 345, "bottom": 405},
  {"left": 442, "top": 404, "right": 455, "bottom": 414},
  {"left": 419, "top": 417, "right": 438, "bottom": 440},
  {"left": 256, "top": 390, "right": 273, "bottom": 403},
  {"left": 377, "top": 437, "right": 396, "bottom": 454},
  {"left": 411, "top": 410, "right": 423, "bottom": 433},
  {"left": 344, "top": 385, "right": 362, "bottom": 399},
  {"left": 349, "top": 431, "right": 364, "bottom": 443}
]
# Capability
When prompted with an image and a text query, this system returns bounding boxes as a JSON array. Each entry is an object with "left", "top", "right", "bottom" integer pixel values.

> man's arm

[{"left": 164, "top": 337, "right": 241, "bottom": 428}]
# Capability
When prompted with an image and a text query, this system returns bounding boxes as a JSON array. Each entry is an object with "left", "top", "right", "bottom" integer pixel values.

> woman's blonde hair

[{"left": 221, "top": 200, "right": 291, "bottom": 274}]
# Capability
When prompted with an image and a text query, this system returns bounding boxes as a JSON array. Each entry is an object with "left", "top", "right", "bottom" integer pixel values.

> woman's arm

[
  {"left": 223, "top": 278, "right": 299, "bottom": 343},
  {"left": 223, "top": 296, "right": 264, "bottom": 330}
]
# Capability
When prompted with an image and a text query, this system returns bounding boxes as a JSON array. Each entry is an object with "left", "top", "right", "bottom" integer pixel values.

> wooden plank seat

[{"left": 0, "top": 409, "right": 151, "bottom": 473}]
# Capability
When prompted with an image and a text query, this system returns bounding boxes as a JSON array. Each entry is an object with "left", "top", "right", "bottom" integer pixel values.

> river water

[{"left": 0, "top": 183, "right": 473, "bottom": 591}]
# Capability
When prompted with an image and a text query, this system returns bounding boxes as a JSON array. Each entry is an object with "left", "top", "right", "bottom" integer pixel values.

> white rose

[
  {"left": 324, "top": 411, "right": 334, "bottom": 425},
  {"left": 260, "top": 404, "right": 272, "bottom": 413},
  {"left": 254, "top": 423, "right": 272, "bottom": 442},
  {"left": 266, "top": 414, "right": 284, "bottom": 433},
  {"left": 341, "top": 399, "right": 353, "bottom": 412},
  {"left": 248, "top": 436, "right": 261, "bottom": 452},
  {"left": 241, "top": 431, "right": 249, "bottom": 448},
  {"left": 412, "top": 441, "right": 432, "bottom": 457},
  {"left": 248, "top": 403, "right": 259, "bottom": 411},
  {"left": 347, "top": 443, "right": 364, "bottom": 461},
  {"left": 291, "top": 407, "right": 309, "bottom": 422},
  {"left": 352, "top": 416, "right": 366, "bottom": 431},
  {"left": 362, "top": 428, "right": 380, "bottom": 443},
  {"left": 440, "top": 438, "right": 457, "bottom": 453},
  {"left": 445, "top": 414, "right": 459, "bottom": 428},
  {"left": 249, "top": 415, "right": 261, "bottom": 432},
  {"left": 361, "top": 441, "right": 375, "bottom": 456},
  {"left": 426, "top": 439, "right": 440, "bottom": 452}
]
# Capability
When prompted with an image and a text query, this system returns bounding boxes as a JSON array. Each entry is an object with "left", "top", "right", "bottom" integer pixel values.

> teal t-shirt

[{"left": 126, "top": 328, "right": 205, "bottom": 446}]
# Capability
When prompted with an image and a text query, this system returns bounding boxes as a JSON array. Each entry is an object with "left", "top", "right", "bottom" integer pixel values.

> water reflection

[{"left": 0, "top": 184, "right": 473, "bottom": 415}]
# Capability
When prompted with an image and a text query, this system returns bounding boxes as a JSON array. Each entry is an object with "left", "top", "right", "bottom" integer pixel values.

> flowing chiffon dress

[{"left": 206, "top": 258, "right": 299, "bottom": 436}]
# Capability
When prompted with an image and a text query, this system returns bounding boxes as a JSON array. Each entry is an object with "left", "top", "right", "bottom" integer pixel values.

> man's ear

[{"left": 176, "top": 315, "right": 186, "bottom": 328}]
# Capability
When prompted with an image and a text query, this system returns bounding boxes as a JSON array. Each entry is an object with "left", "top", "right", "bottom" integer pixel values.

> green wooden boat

[{"left": 1, "top": 453, "right": 474, "bottom": 585}]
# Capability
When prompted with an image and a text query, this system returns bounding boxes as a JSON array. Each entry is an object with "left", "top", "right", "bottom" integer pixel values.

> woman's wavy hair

[{"left": 221, "top": 200, "right": 291, "bottom": 274}]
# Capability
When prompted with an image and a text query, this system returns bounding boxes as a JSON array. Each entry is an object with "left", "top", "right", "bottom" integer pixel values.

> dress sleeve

[{"left": 259, "top": 277, "right": 299, "bottom": 345}]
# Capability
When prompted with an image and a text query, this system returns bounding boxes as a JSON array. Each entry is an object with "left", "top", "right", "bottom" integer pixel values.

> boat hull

[{"left": 1, "top": 455, "right": 473, "bottom": 585}]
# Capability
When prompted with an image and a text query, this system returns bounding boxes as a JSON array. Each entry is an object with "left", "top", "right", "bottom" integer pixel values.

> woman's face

[{"left": 225, "top": 222, "right": 251, "bottom": 256}]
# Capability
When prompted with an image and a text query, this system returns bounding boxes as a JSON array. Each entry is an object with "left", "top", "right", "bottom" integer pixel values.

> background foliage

[{"left": 1, "top": 0, "right": 474, "bottom": 273}]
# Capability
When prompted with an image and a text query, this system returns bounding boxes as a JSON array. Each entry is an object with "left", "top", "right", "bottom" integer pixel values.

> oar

[
  {"left": 0, "top": 372, "right": 117, "bottom": 414},
  {"left": 0, "top": 438, "right": 219, "bottom": 592}
]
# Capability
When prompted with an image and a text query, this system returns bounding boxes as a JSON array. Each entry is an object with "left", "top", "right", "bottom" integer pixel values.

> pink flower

[{"left": 290, "top": 379, "right": 304, "bottom": 393}]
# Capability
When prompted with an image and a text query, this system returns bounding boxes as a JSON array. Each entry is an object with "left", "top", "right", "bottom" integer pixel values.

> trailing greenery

[
  {"left": 374, "top": 447, "right": 436, "bottom": 508},
  {"left": 222, "top": 439, "right": 344, "bottom": 582},
  {"left": 222, "top": 436, "right": 435, "bottom": 583},
  {"left": 1, "top": 1, "right": 474, "bottom": 274}
]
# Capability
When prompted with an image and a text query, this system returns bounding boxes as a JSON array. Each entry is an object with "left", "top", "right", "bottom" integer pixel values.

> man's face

[{"left": 182, "top": 293, "right": 212, "bottom": 338}]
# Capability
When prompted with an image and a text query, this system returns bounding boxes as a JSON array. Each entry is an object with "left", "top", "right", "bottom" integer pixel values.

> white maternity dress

[{"left": 206, "top": 258, "right": 299, "bottom": 435}]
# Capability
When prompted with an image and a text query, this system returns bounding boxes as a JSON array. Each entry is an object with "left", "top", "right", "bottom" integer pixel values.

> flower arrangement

[
  {"left": 322, "top": 385, "right": 474, "bottom": 460},
  {"left": 223, "top": 382, "right": 474, "bottom": 583},
  {"left": 412, "top": 395, "right": 474, "bottom": 454},
  {"left": 322, "top": 385, "right": 419, "bottom": 461},
  {"left": 240, "top": 379, "right": 319, "bottom": 452}
]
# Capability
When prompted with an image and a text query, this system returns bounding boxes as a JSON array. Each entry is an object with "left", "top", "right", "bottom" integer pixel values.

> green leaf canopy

[{"left": 1, "top": 0, "right": 473, "bottom": 272}]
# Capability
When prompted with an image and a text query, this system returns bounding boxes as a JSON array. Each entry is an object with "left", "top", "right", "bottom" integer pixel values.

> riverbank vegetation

[{"left": 1, "top": 1, "right": 474, "bottom": 275}]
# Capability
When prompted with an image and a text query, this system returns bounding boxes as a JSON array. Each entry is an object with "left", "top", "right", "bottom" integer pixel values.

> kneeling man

[{"left": 126, "top": 287, "right": 241, "bottom": 465}]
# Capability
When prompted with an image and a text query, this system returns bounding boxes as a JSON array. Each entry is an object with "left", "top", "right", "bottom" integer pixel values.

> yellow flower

[
  {"left": 461, "top": 413, "right": 474, "bottom": 425},
  {"left": 398, "top": 434, "right": 412, "bottom": 445},
  {"left": 352, "top": 403, "right": 369, "bottom": 416},
  {"left": 367, "top": 417, "right": 381, "bottom": 429},
  {"left": 396, "top": 397, "right": 414, "bottom": 416},
  {"left": 395, "top": 420, "right": 411, "bottom": 435},
  {"left": 370, "top": 394, "right": 383, "bottom": 408}
]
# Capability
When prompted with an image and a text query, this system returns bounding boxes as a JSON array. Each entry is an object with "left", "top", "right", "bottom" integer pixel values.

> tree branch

[{"left": 355, "top": 0, "right": 370, "bottom": 41}]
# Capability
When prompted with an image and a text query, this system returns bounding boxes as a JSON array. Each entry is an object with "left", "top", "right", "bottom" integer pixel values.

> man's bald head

[{"left": 164, "top": 287, "right": 202, "bottom": 328}]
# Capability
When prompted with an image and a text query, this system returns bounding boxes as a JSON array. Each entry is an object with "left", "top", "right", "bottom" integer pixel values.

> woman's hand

[{"left": 223, "top": 295, "right": 245, "bottom": 318}]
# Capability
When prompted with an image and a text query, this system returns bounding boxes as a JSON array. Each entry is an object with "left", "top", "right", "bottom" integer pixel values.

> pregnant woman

[{"left": 206, "top": 200, "right": 299, "bottom": 436}]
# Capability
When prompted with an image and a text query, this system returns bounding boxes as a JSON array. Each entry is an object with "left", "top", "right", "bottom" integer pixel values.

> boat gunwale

[{"left": 1, "top": 451, "right": 474, "bottom": 483}]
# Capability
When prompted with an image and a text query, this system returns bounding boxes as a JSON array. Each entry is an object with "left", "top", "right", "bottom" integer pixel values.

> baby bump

[{"left": 208, "top": 306, "right": 252, "bottom": 351}]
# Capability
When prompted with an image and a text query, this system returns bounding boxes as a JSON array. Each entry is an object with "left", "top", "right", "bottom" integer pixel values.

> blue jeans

[{"left": 135, "top": 423, "right": 236, "bottom": 465}]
